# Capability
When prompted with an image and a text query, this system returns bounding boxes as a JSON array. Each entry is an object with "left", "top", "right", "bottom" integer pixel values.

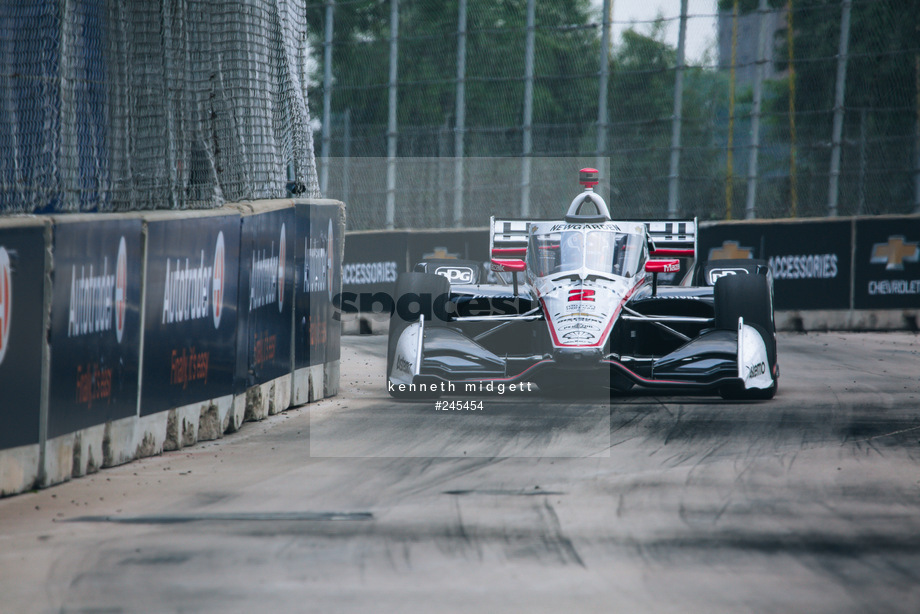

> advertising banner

[
  {"left": 699, "top": 220, "right": 852, "bottom": 310},
  {"left": 48, "top": 219, "right": 143, "bottom": 439},
  {"left": 141, "top": 215, "right": 241, "bottom": 416},
  {"left": 854, "top": 217, "right": 920, "bottom": 310},
  {"left": 295, "top": 204, "right": 340, "bottom": 368},
  {"left": 323, "top": 204, "right": 345, "bottom": 363},
  {"left": 0, "top": 224, "right": 46, "bottom": 450},
  {"left": 235, "top": 208, "right": 295, "bottom": 388},
  {"left": 342, "top": 230, "right": 408, "bottom": 300},
  {"left": 341, "top": 228, "right": 489, "bottom": 316},
  {"left": 406, "top": 229, "right": 489, "bottom": 271}
]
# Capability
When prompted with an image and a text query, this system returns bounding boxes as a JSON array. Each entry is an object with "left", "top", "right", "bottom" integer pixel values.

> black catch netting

[{"left": 0, "top": 0, "right": 319, "bottom": 214}]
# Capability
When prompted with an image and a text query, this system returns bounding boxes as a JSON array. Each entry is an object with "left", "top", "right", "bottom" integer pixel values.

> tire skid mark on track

[{"left": 535, "top": 499, "right": 586, "bottom": 569}]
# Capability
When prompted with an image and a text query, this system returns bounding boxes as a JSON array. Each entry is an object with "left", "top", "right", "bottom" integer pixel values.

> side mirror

[
  {"left": 645, "top": 259, "right": 680, "bottom": 274},
  {"left": 490, "top": 258, "right": 526, "bottom": 273},
  {"left": 645, "top": 259, "right": 680, "bottom": 297}
]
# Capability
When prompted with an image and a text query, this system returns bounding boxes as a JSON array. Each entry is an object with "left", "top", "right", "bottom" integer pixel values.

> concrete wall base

[
  {"left": 103, "top": 415, "right": 143, "bottom": 468},
  {"left": 39, "top": 435, "right": 72, "bottom": 487},
  {"left": 205, "top": 395, "right": 234, "bottom": 440},
  {"left": 241, "top": 375, "right": 291, "bottom": 422},
  {"left": 324, "top": 360, "right": 340, "bottom": 398},
  {"left": 293, "top": 365, "right": 325, "bottom": 406},
  {"left": 227, "top": 396, "right": 246, "bottom": 433},
  {"left": 0, "top": 443, "right": 40, "bottom": 496},
  {"left": 163, "top": 403, "right": 203, "bottom": 451},
  {"left": 776, "top": 309, "right": 920, "bottom": 332},
  {"left": 135, "top": 412, "right": 169, "bottom": 458}
]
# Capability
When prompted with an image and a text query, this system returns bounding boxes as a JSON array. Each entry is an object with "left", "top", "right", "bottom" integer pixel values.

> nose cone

[
  {"left": 552, "top": 347, "right": 604, "bottom": 368},
  {"left": 543, "top": 282, "right": 624, "bottom": 348}
]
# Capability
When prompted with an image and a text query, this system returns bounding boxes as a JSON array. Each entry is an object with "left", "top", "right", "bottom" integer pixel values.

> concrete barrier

[{"left": 0, "top": 198, "right": 345, "bottom": 497}]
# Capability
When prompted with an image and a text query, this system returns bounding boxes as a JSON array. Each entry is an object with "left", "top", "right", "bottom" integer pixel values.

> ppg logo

[
  {"left": 435, "top": 266, "right": 475, "bottom": 284},
  {"left": 709, "top": 268, "right": 747, "bottom": 285}
]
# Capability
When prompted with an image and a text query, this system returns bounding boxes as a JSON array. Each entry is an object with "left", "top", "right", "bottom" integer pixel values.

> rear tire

[{"left": 386, "top": 272, "right": 451, "bottom": 398}]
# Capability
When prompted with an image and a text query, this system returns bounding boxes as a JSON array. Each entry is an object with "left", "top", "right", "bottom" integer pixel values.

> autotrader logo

[
  {"left": 115, "top": 237, "right": 128, "bottom": 343},
  {"left": 327, "top": 219, "right": 334, "bottom": 301},
  {"left": 871, "top": 236, "right": 919, "bottom": 271},
  {"left": 278, "top": 223, "right": 286, "bottom": 312},
  {"left": 0, "top": 247, "right": 11, "bottom": 365},
  {"left": 212, "top": 231, "right": 225, "bottom": 329}
]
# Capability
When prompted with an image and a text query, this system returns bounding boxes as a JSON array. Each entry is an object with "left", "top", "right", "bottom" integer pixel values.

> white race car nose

[{"left": 552, "top": 347, "right": 604, "bottom": 367}]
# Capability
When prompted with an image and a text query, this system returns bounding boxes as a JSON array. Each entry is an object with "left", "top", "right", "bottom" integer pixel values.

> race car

[{"left": 387, "top": 168, "right": 778, "bottom": 400}]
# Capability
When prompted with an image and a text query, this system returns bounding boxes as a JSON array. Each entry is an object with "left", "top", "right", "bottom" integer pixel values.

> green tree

[
  {"left": 766, "top": 0, "right": 920, "bottom": 215},
  {"left": 606, "top": 23, "right": 727, "bottom": 218},
  {"left": 306, "top": 0, "right": 599, "bottom": 154}
]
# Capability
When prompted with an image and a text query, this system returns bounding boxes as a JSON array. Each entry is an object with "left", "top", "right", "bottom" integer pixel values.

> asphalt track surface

[{"left": 2, "top": 332, "right": 919, "bottom": 613}]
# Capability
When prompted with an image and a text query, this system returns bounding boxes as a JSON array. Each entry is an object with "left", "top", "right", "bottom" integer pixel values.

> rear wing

[
  {"left": 489, "top": 217, "right": 529, "bottom": 272},
  {"left": 488, "top": 216, "right": 698, "bottom": 272},
  {"left": 645, "top": 219, "right": 697, "bottom": 259}
]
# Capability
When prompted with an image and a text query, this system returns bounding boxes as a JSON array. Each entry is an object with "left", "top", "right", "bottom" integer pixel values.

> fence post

[
  {"left": 343, "top": 108, "right": 351, "bottom": 208},
  {"left": 667, "top": 0, "right": 688, "bottom": 220},
  {"left": 857, "top": 108, "right": 867, "bottom": 215},
  {"left": 725, "top": 0, "right": 739, "bottom": 220},
  {"left": 520, "top": 0, "right": 535, "bottom": 218},
  {"left": 787, "top": 0, "right": 798, "bottom": 217},
  {"left": 827, "top": 0, "right": 851, "bottom": 217},
  {"left": 386, "top": 0, "right": 399, "bottom": 229},
  {"left": 744, "top": 0, "right": 768, "bottom": 219},
  {"left": 453, "top": 0, "right": 467, "bottom": 228},
  {"left": 596, "top": 0, "right": 612, "bottom": 176},
  {"left": 320, "top": 0, "right": 334, "bottom": 196},
  {"left": 914, "top": 29, "right": 920, "bottom": 214}
]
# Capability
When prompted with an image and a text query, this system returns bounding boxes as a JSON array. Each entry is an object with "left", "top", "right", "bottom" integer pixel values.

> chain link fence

[
  {"left": 1, "top": 0, "right": 319, "bottom": 214},
  {"left": 310, "top": 0, "right": 920, "bottom": 230}
]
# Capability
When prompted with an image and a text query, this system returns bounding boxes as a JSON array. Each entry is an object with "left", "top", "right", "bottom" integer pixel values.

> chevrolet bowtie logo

[
  {"left": 870, "top": 236, "right": 919, "bottom": 271},
  {"left": 423, "top": 247, "right": 459, "bottom": 260},
  {"left": 709, "top": 240, "right": 752, "bottom": 261}
]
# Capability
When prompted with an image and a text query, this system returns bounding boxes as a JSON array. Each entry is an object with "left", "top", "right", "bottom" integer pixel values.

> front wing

[{"left": 388, "top": 316, "right": 773, "bottom": 395}]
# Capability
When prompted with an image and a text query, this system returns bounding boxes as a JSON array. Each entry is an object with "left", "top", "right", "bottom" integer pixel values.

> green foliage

[
  {"left": 308, "top": 0, "right": 599, "bottom": 134},
  {"left": 768, "top": 0, "right": 920, "bottom": 214},
  {"left": 717, "top": 0, "right": 786, "bottom": 12}
]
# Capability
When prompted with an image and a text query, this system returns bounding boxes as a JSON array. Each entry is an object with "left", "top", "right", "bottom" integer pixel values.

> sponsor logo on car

[
  {"left": 396, "top": 355, "right": 413, "bottom": 375},
  {"left": 435, "top": 266, "right": 475, "bottom": 284},
  {"left": 708, "top": 267, "right": 746, "bottom": 285},
  {"left": 563, "top": 331, "right": 593, "bottom": 340},
  {"left": 747, "top": 361, "right": 766, "bottom": 379},
  {"left": 548, "top": 223, "right": 620, "bottom": 232},
  {"left": 568, "top": 289, "right": 595, "bottom": 302}
]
